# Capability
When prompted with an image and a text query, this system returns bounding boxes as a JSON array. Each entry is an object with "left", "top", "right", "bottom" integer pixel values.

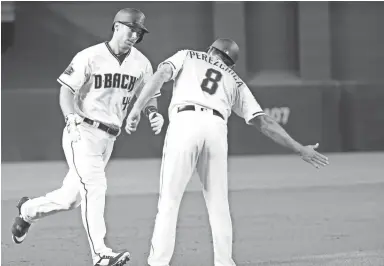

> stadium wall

[
  {"left": 3, "top": 84, "right": 383, "bottom": 162},
  {"left": 2, "top": 2, "right": 384, "bottom": 161}
]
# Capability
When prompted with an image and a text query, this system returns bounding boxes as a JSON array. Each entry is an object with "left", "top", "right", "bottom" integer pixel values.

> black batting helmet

[
  {"left": 112, "top": 8, "right": 149, "bottom": 43},
  {"left": 209, "top": 38, "right": 239, "bottom": 66}
]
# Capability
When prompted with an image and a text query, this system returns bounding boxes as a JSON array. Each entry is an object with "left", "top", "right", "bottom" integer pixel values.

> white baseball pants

[
  {"left": 148, "top": 109, "right": 236, "bottom": 266},
  {"left": 20, "top": 123, "right": 116, "bottom": 264}
]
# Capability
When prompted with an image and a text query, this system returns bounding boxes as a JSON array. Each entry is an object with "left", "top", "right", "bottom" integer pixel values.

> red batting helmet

[
  {"left": 112, "top": 8, "right": 149, "bottom": 43},
  {"left": 209, "top": 38, "right": 239, "bottom": 66}
]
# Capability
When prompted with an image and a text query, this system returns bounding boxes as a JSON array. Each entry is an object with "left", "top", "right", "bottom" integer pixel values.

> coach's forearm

[
  {"left": 59, "top": 85, "right": 76, "bottom": 119},
  {"left": 142, "top": 97, "right": 158, "bottom": 117},
  {"left": 135, "top": 74, "right": 166, "bottom": 111},
  {"left": 250, "top": 114, "right": 303, "bottom": 154},
  {"left": 135, "top": 65, "right": 172, "bottom": 111}
]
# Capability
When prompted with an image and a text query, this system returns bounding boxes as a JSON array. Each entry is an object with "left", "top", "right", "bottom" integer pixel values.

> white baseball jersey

[
  {"left": 159, "top": 49, "right": 264, "bottom": 123},
  {"left": 22, "top": 42, "right": 160, "bottom": 266},
  {"left": 149, "top": 49, "right": 265, "bottom": 266},
  {"left": 58, "top": 42, "right": 160, "bottom": 128}
]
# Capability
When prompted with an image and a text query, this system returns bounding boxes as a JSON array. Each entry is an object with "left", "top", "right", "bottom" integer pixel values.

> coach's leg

[
  {"left": 148, "top": 115, "right": 202, "bottom": 266},
  {"left": 67, "top": 125, "right": 114, "bottom": 263},
  {"left": 197, "top": 120, "right": 236, "bottom": 266}
]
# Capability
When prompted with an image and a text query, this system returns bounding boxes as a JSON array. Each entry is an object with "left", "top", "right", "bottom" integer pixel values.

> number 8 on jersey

[{"left": 201, "top": 68, "right": 222, "bottom": 95}]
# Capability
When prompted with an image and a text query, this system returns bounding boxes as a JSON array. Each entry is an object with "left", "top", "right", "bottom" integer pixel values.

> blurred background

[{"left": 2, "top": 1, "right": 384, "bottom": 162}]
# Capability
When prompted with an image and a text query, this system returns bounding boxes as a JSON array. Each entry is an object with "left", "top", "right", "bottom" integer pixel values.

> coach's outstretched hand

[
  {"left": 299, "top": 143, "right": 329, "bottom": 169},
  {"left": 149, "top": 112, "right": 164, "bottom": 135},
  {"left": 126, "top": 107, "right": 164, "bottom": 135}
]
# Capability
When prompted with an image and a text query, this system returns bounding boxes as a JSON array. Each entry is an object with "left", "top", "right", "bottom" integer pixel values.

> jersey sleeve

[
  {"left": 57, "top": 52, "right": 90, "bottom": 93},
  {"left": 232, "top": 84, "right": 265, "bottom": 124},
  {"left": 157, "top": 50, "right": 189, "bottom": 81}
]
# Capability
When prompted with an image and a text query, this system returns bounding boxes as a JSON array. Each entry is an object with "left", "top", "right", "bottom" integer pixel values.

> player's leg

[
  {"left": 20, "top": 169, "right": 81, "bottom": 223},
  {"left": 12, "top": 128, "right": 82, "bottom": 244},
  {"left": 19, "top": 127, "right": 84, "bottom": 223},
  {"left": 12, "top": 176, "right": 81, "bottom": 244},
  {"left": 67, "top": 124, "right": 117, "bottom": 263},
  {"left": 148, "top": 113, "right": 203, "bottom": 266},
  {"left": 197, "top": 118, "right": 236, "bottom": 266}
]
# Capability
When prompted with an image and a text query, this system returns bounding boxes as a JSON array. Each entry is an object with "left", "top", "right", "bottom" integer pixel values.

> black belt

[
  {"left": 83, "top": 117, "right": 120, "bottom": 137},
  {"left": 177, "top": 105, "right": 224, "bottom": 120}
]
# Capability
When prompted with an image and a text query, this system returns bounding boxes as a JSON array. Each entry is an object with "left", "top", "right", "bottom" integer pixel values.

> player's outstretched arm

[{"left": 249, "top": 114, "right": 329, "bottom": 169}]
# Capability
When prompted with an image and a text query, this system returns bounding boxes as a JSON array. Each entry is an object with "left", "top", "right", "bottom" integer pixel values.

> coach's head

[
  {"left": 207, "top": 38, "right": 239, "bottom": 69},
  {"left": 111, "top": 8, "right": 149, "bottom": 49}
]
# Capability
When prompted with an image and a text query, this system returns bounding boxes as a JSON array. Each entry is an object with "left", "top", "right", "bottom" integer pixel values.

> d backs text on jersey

[{"left": 94, "top": 73, "right": 137, "bottom": 91}]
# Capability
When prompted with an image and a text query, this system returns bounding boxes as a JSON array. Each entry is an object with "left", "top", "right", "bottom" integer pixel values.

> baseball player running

[
  {"left": 126, "top": 38, "right": 330, "bottom": 266},
  {"left": 11, "top": 8, "right": 164, "bottom": 266}
]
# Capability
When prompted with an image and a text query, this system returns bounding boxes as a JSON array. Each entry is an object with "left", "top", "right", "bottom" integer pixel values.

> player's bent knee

[
  {"left": 78, "top": 172, "right": 107, "bottom": 186},
  {"left": 60, "top": 198, "right": 80, "bottom": 210},
  {"left": 67, "top": 200, "right": 81, "bottom": 210}
]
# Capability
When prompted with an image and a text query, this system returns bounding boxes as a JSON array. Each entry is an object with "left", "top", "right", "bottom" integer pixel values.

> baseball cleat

[
  {"left": 11, "top": 197, "right": 31, "bottom": 244},
  {"left": 94, "top": 250, "right": 130, "bottom": 266}
]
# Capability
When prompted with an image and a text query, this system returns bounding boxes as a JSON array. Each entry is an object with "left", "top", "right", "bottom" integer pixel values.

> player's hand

[
  {"left": 299, "top": 143, "right": 329, "bottom": 169},
  {"left": 125, "top": 108, "right": 141, "bottom": 135},
  {"left": 149, "top": 112, "right": 164, "bottom": 135},
  {"left": 66, "top": 113, "right": 82, "bottom": 142}
]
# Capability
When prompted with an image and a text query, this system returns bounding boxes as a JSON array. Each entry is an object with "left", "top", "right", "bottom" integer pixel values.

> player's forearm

[
  {"left": 59, "top": 85, "right": 76, "bottom": 118},
  {"left": 250, "top": 114, "right": 303, "bottom": 154}
]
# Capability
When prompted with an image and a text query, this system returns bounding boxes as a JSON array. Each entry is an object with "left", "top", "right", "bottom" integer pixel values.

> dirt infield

[{"left": 2, "top": 153, "right": 384, "bottom": 266}]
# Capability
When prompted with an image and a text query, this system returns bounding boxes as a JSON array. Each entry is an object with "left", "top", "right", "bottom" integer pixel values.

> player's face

[{"left": 115, "top": 23, "right": 143, "bottom": 47}]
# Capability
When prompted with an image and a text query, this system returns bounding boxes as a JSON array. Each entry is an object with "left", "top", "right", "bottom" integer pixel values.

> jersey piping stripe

[
  {"left": 152, "top": 92, "right": 161, "bottom": 98},
  {"left": 104, "top": 42, "right": 131, "bottom": 66},
  {"left": 158, "top": 122, "right": 172, "bottom": 201},
  {"left": 58, "top": 78, "right": 75, "bottom": 93},
  {"left": 164, "top": 61, "right": 176, "bottom": 70},
  {"left": 160, "top": 61, "right": 176, "bottom": 80},
  {"left": 252, "top": 111, "right": 265, "bottom": 117},
  {"left": 70, "top": 141, "right": 101, "bottom": 259},
  {"left": 151, "top": 125, "right": 170, "bottom": 258},
  {"left": 158, "top": 139, "right": 167, "bottom": 200},
  {"left": 150, "top": 244, "right": 155, "bottom": 260}
]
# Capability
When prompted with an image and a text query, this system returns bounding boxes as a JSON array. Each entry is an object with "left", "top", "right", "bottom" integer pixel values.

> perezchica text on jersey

[{"left": 188, "top": 51, "right": 244, "bottom": 88}]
